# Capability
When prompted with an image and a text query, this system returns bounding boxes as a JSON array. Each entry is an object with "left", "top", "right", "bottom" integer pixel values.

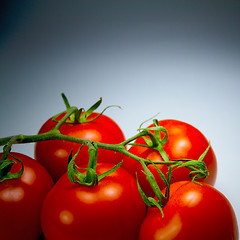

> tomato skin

[
  {"left": 41, "top": 163, "right": 146, "bottom": 240},
  {"left": 122, "top": 119, "right": 217, "bottom": 196},
  {"left": 139, "top": 181, "right": 239, "bottom": 240},
  {"left": 35, "top": 112, "right": 125, "bottom": 182},
  {"left": 0, "top": 152, "right": 53, "bottom": 240}
]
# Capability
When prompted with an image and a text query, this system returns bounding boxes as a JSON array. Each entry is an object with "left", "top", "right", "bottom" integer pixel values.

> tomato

[
  {"left": 0, "top": 152, "right": 53, "bottom": 240},
  {"left": 139, "top": 181, "right": 239, "bottom": 240},
  {"left": 35, "top": 112, "right": 125, "bottom": 182},
  {"left": 41, "top": 163, "right": 146, "bottom": 240},
  {"left": 122, "top": 119, "right": 217, "bottom": 196}
]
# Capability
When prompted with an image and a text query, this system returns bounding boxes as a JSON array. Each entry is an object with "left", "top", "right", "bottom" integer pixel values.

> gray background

[{"left": 1, "top": 0, "right": 240, "bottom": 231}]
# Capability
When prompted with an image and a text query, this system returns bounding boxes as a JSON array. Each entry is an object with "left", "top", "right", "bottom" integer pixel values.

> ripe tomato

[
  {"left": 122, "top": 119, "right": 217, "bottom": 196},
  {"left": 0, "top": 152, "right": 53, "bottom": 240},
  {"left": 139, "top": 181, "right": 239, "bottom": 240},
  {"left": 35, "top": 112, "right": 125, "bottom": 182},
  {"left": 41, "top": 163, "right": 146, "bottom": 240}
]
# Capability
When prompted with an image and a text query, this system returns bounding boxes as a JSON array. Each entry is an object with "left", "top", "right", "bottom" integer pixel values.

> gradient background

[{"left": 1, "top": 0, "right": 240, "bottom": 232}]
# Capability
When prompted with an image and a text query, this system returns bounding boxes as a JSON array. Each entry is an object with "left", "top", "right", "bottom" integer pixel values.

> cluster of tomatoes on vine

[{"left": 0, "top": 94, "right": 238, "bottom": 240}]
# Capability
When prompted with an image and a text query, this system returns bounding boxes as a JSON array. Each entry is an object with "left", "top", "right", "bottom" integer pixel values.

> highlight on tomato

[
  {"left": 139, "top": 181, "right": 239, "bottom": 240},
  {"left": 122, "top": 119, "right": 217, "bottom": 196},
  {"left": 35, "top": 95, "right": 126, "bottom": 182},
  {"left": 0, "top": 152, "right": 53, "bottom": 240},
  {"left": 41, "top": 162, "right": 146, "bottom": 240}
]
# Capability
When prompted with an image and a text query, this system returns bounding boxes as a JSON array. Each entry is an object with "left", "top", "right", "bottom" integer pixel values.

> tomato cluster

[{"left": 0, "top": 99, "right": 239, "bottom": 240}]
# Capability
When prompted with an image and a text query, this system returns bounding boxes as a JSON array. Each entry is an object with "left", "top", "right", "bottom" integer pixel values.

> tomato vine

[{"left": 0, "top": 93, "right": 210, "bottom": 212}]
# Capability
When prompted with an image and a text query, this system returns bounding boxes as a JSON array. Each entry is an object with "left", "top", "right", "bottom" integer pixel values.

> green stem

[
  {"left": 0, "top": 131, "right": 206, "bottom": 170},
  {"left": 120, "top": 129, "right": 159, "bottom": 149},
  {"left": 53, "top": 106, "right": 78, "bottom": 130},
  {"left": 0, "top": 131, "right": 147, "bottom": 164},
  {"left": 0, "top": 116, "right": 209, "bottom": 184},
  {"left": 0, "top": 136, "right": 24, "bottom": 182},
  {"left": 2, "top": 135, "right": 22, "bottom": 159}
]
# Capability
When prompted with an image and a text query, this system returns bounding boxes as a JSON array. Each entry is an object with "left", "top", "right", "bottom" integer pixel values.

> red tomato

[
  {"left": 0, "top": 152, "right": 53, "bottom": 240},
  {"left": 139, "top": 181, "right": 239, "bottom": 240},
  {"left": 122, "top": 119, "right": 217, "bottom": 196},
  {"left": 41, "top": 163, "right": 146, "bottom": 240},
  {"left": 35, "top": 112, "right": 125, "bottom": 182}
]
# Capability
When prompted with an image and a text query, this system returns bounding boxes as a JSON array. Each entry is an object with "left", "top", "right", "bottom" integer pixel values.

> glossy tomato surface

[
  {"left": 41, "top": 163, "right": 146, "bottom": 240},
  {"left": 122, "top": 119, "right": 217, "bottom": 196},
  {"left": 0, "top": 152, "right": 53, "bottom": 240},
  {"left": 35, "top": 112, "right": 125, "bottom": 182},
  {"left": 139, "top": 181, "right": 239, "bottom": 240}
]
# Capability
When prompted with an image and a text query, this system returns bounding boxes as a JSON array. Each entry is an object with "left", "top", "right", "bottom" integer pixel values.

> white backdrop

[{"left": 1, "top": 0, "right": 240, "bottom": 232}]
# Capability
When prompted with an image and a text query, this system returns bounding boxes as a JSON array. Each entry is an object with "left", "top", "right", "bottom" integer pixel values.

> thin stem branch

[{"left": 53, "top": 106, "right": 78, "bottom": 130}]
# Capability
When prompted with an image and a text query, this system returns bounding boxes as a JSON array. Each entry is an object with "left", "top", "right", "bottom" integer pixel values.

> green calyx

[
  {"left": 174, "top": 143, "right": 211, "bottom": 182},
  {"left": 67, "top": 143, "right": 123, "bottom": 186},
  {"left": 0, "top": 146, "right": 24, "bottom": 183},
  {"left": 132, "top": 119, "right": 169, "bottom": 162},
  {"left": 134, "top": 119, "right": 171, "bottom": 216},
  {"left": 136, "top": 160, "right": 171, "bottom": 218},
  {"left": 52, "top": 93, "right": 121, "bottom": 124}
]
